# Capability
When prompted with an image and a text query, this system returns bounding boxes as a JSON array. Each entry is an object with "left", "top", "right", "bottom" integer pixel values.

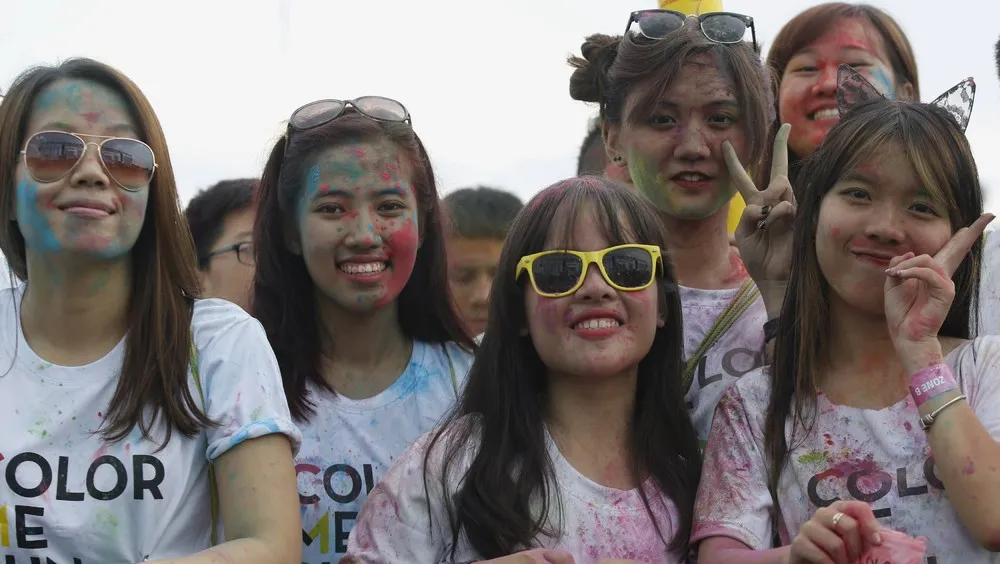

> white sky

[{"left": 2, "top": 0, "right": 999, "bottom": 212}]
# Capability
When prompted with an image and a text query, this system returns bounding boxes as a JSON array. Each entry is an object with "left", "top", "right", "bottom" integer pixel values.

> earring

[{"left": 612, "top": 156, "right": 623, "bottom": 163}]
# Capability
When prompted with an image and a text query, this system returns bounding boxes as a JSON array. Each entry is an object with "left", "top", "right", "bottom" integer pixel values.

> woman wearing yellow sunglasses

[{"left": 344, "top": 176, "right": 699, "bottom": 563}]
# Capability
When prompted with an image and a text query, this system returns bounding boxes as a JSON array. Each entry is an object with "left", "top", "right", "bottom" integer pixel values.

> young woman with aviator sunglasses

[
  {"left": 344, "top": 176, "right": 701, "bottom": 563},
  {"left": 568, "top": 9, "right": 776, "bottom": 448},
  {"left": 251, "top": 96, "right": 475, "bottom": 563},
  {"left": 0, "top": 58, "right": 301, "bottom": 563}
]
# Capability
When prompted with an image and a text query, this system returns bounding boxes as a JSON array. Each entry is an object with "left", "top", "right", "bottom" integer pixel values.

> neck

[
  {"left": 820, "top": 297, "right": 908, "bottom": 405},
  {"left": 659, "top": 205, "right": 743, "bottom": 289},
  {"left": 20, "top": 253, "right": 132, "bottom": 365},
  {"left": 546, "top": 367, "right": 637, "bottom": 489},
  {"left": 316, "top": 294, "right": 412, "bottom": 399}
]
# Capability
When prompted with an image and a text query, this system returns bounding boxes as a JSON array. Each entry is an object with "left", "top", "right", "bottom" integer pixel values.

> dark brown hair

[
  {"left": 251, "top": 112, "right": 475, "bottom": 421},
  {"left": 765, "top": 99, "right": 981, "bottom": 521},
  {"left": 0, "top": 58, "right": 207, "bottom": 445},
  {"left": 427, "top": 176, "right": 701, "bottom": 560},
  {"left": 568, "top": 20, "right": 775, "bottom": 177},
  {"left": 766, "top": 3, "right": 920, "bottom": 176}
]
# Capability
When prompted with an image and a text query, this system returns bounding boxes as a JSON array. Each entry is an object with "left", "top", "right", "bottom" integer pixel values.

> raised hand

[
  {"left": 723, "top": 124, "right": 797, "bottom": 286},
  {"left": 884, "top": 214, "right": 993, "bottom": 366}
]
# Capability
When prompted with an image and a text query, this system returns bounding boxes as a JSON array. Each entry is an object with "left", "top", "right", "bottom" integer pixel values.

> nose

[
  {"left": 575, "top": 263, "right": 615, "bottom": 301},
  {"left": 344, "top": 207, "right": 382, "bottom": 248},
  {"left": 673, "top": 121, "right": 710, "bottom": 161},
  {"left": 811, "top": 65, "right": 839, "bottom": 97},
  {"left": 68, "top": 142, "right": 111, "bottom": 189},
  {"left": 863, "top": 205, "right": 905, "bottom": 244},
  {"left": 471, "top": 273, "right": 492, "bottom": 307}
]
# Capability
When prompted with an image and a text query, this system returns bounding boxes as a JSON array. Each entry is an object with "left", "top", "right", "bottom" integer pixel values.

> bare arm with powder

[
  {"left": 145, "top": 434, "right": 301, "bottom": 564},
  {"left": 884, "top": 213, "right": 1000, "bottom": 550}
]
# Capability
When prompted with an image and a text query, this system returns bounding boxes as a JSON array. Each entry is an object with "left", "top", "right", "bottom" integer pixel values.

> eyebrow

[
  {"left": 839, "top": 170, "right": 876, "bottom": 184},
  {"left": 657, "top": 99, "right": 739, "bottom": 110}
]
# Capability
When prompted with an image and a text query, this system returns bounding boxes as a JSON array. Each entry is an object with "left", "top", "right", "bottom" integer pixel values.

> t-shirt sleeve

[
  {"left": 345, "top": 428, "right": 462, "bottom": 563},
  {"left": 193, "top": 305, "right": 302, "bottom": 461},
  {"left": 692, "top": 382, "right": 774, "bottom": 550},
  {"left": 963, "top": 337, "right": 1000, "bottom": 439}
]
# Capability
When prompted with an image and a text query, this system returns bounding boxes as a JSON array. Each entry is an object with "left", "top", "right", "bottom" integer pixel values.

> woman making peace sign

[{"left": 693, "top": 67, "right": 1000, "bottom": 563}]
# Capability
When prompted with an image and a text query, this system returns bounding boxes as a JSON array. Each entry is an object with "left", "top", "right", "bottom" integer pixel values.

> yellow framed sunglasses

[{"left": 515, "top": 244, "right": 663, "bottom": 298}]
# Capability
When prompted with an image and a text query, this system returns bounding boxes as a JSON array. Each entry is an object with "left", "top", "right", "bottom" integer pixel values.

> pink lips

[{"left": 58, "top": 199, "right": 114, "bottom": 219}]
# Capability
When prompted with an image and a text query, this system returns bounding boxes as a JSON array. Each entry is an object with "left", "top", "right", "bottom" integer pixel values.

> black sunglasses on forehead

[{"left": 625, "top": 9, "right": 757, "bottom": 52}]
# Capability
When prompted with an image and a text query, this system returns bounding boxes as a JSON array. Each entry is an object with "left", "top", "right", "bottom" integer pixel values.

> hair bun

[{"left": 568, "top": 34, "right": 621, "bottom": 104}]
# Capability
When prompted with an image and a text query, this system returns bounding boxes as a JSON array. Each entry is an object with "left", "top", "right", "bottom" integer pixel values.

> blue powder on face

[{"left": 15, "top": 178, "right": 61, "bottom": 253}]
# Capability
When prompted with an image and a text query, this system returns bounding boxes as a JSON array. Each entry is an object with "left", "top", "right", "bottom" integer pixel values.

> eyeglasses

[
  {"left": 625, "top": 10, "right": 757, "bottom": 52},
  {"left": 206, "top": 241, "right": 254, "bottom": 266},
  {"left": 20, "top": 131, "right": 157, "bottom": 192},
  {"left": 287, "top": 96, "right": 411, "bottom": 134},
  {"left": 516, "top": 244, "right": 662, "bottom": 298}
]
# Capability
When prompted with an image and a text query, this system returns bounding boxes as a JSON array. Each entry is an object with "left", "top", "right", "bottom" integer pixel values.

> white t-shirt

[
  {"left": 978, "top": 231, "right": 1000, "bottom": 334},
  {"left": 0, "top": 285, "right": 301, "bottom": 563},
  {"left": 680, "top": 284, "right": 768, "bottom": 445},
  {"left": 297, "top": 341, "right": 472, "bottom": 563},
  {"left": 344, "top": 418, "right": 686, "bottom": 564},
  {"left": 692, "top": 337, "right": 1000, "bottom": 563}
]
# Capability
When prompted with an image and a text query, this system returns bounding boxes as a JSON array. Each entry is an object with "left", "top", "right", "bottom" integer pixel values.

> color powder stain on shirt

[{"left": 797, "top": 450, "right": 828, "bottom": 465}]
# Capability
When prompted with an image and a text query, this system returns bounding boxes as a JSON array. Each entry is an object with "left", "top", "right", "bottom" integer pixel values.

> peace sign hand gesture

[
  {"left": 723, "top": 123, "right": 797, "bottom": 316},
  {"left": 884, "top": 213, "right": 994, "bottom": 371}
]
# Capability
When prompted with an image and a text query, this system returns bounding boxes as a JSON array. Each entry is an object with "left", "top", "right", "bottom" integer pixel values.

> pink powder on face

[{"left": 373, "top": 215, "right": 419, "bottom": 308}]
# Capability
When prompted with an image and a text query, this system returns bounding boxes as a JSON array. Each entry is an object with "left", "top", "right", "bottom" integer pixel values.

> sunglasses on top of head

[
  {"left": 624, "top": 9, "right": 757, "bottom": 52},
  {"left": 286, "top": 96, "right": 411, "bottom": 135},
  {"left": 516, "top": 244, "right": 664, "bottom": 299},
  {"left": 20, "top": 131, "right": 157, "bottom": 192}
]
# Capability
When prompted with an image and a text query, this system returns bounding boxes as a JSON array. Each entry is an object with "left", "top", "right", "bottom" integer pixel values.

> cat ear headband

[{"left": 835, "top": 64, "right": 976, "bottom": 132}]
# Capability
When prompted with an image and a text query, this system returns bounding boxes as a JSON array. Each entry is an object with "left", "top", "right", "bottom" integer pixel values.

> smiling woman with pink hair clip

[{"left": 692, "top": 65, "right": 1000, "bottom": 564}]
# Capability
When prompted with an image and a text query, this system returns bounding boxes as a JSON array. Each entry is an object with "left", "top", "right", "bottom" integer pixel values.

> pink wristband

[{"left": 909, "top": 363, "right": 958, "bottom": 407}]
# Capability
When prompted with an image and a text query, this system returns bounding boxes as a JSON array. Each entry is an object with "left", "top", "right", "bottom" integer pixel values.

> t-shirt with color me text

[
  {"left": 296, "top": 341, "right": 472, "bottom": 563},
  {"left": 692, "top": 337, "right": 1000, "bottom": 563},
  {"left": 0, "top": 285, "right": 301, "bottom": 563},
  {"left": 344, "top": 417, "right": 686, "bottom": 563},
  {"left": 681, "top": 284, "right": 768, "bottom": 446}
]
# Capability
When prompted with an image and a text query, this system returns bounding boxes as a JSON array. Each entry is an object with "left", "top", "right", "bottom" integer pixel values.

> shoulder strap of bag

[
  {"left": 681, "top": 279, "right": 760, "bottom": 394},
  {"left": 442, "top": 343, "right": 458, "bottom": 398},
  {"left": 189, "top": 341, "right": 219, "bottom": 546}
]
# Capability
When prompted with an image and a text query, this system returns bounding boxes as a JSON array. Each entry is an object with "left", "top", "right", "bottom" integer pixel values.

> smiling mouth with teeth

[
  {"left": 573, "top": 318, "right": 621, "bottom": 330},
  {"left": 810, "top": 108, "right": 840, "bottom": 120},
  {"left": 339, "top": 262, "right": 388, "bottom": 275},
  {"left": 674, "top": 173, "right": 711, "bottom": 182}
]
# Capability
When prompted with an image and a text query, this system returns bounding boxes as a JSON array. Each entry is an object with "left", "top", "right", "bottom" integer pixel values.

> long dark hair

[
  {"left": 251, "top": 111, "right": 474, "bottom": 421},
  {"left": 0, "top": 58, "right": 206, "bottom": 445},
  {"left": 568, "top": 19, "right": 775, "bottom": 179},
  {"left": 425, "top": 176, "right": 701, "bottom": 560},
  {"left": 764, "top": 99, "right": 982, "bottom": 519}
]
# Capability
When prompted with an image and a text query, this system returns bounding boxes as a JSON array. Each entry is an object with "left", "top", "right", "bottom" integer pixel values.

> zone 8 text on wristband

[{"left": 909, "top": 363, "right": 958, "bottom": 407}]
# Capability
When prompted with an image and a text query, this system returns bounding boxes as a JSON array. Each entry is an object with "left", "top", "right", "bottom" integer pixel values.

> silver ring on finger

[{"left": 831, "top": 512, "right": 845, "bottom": 529}]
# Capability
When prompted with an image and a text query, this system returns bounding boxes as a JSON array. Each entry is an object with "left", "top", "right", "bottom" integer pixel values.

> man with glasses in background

[{"left": 184, "top": 178, "right": 257, "bottom": 310}]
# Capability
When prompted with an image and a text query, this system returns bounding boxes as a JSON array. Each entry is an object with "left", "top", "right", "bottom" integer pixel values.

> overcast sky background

[{"left": 2, "top": 0, "right": 998, "bottom": 210}]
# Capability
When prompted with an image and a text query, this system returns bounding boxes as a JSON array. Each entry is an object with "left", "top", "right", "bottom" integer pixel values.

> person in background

[
  {"left": 978, "top": 37, "right": 1000, "bottom": 334},
  {"left": 251, "top": 97, "right": 475, "bottom": 563},
  {"left": 443, "top": 185, "right": 523, "bottom": 338},
  {"left": 184, "top": 177, "right": 257, "bottom": 310},
  {"left": 577, "top": 117, "right": 607, "bottom": 176},
  {"left": 0, "top": 58, "right": 300, "bottom": 563},
  {"left": 764, "top": 2, "right": 918, "bottom": 182}
]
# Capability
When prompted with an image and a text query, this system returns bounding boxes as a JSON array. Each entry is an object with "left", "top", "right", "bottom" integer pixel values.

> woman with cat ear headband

[{"left": 693, "top": 65, "right": 1000, "bottom": 564}]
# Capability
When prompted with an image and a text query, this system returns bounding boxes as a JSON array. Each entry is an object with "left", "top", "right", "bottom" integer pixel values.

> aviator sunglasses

[
  {"left": 20, "top": 131, "right": 157, "bottom": 192},
  {"left": 516, "top": 244, "right": 663, "bottom": 299},
  {"left": 625, "top": 9, "right": 757, "bottom": 52},
  {"left": 287, "top": 96, "right": 411, "bottom": 134}
]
